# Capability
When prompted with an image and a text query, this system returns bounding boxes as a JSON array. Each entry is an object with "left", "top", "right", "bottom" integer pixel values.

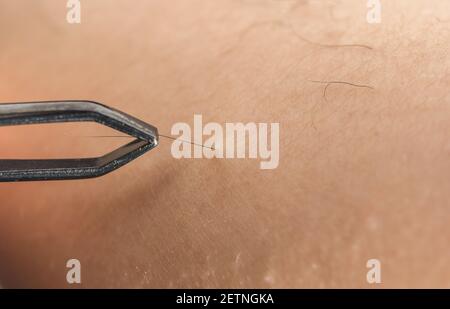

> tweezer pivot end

[{"left": 0, "top": 100, "right": 159, "bottom": 182}]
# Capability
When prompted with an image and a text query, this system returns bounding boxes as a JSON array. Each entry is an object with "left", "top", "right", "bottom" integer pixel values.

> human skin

[{"left": 0, "top": 0, "right": 449, "bottom": 288}]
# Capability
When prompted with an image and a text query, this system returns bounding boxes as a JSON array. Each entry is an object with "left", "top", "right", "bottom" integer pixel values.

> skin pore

[{"left": 0, "top": 0, "right": 449, "bottom": 288}]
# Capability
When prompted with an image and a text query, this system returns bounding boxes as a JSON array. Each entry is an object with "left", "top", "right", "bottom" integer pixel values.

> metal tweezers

[{"left": 0, "top": 100, "right": 159, "bottom": 182}]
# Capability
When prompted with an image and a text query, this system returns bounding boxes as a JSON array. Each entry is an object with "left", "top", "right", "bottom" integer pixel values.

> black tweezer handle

[{"left": 0, "top": 100, "right": 159, "bottom": 182}]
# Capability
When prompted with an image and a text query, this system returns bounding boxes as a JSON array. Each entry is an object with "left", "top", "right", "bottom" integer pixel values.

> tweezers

[{"left": 0, "top": 100, "right": 159, "bottom": 182}]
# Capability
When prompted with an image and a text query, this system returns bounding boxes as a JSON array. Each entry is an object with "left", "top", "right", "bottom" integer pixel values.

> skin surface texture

[{"left": 0, "top": 0, "right": 449, "bottom": 288}]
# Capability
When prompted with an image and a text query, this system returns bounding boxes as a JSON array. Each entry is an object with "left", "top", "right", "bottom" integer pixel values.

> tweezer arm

[
  {"left": 0, "top": 101, "right": 159, "bottom": 182},
  {"left": 0, "top": 100, "right": 158, "bottom": 142}
]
